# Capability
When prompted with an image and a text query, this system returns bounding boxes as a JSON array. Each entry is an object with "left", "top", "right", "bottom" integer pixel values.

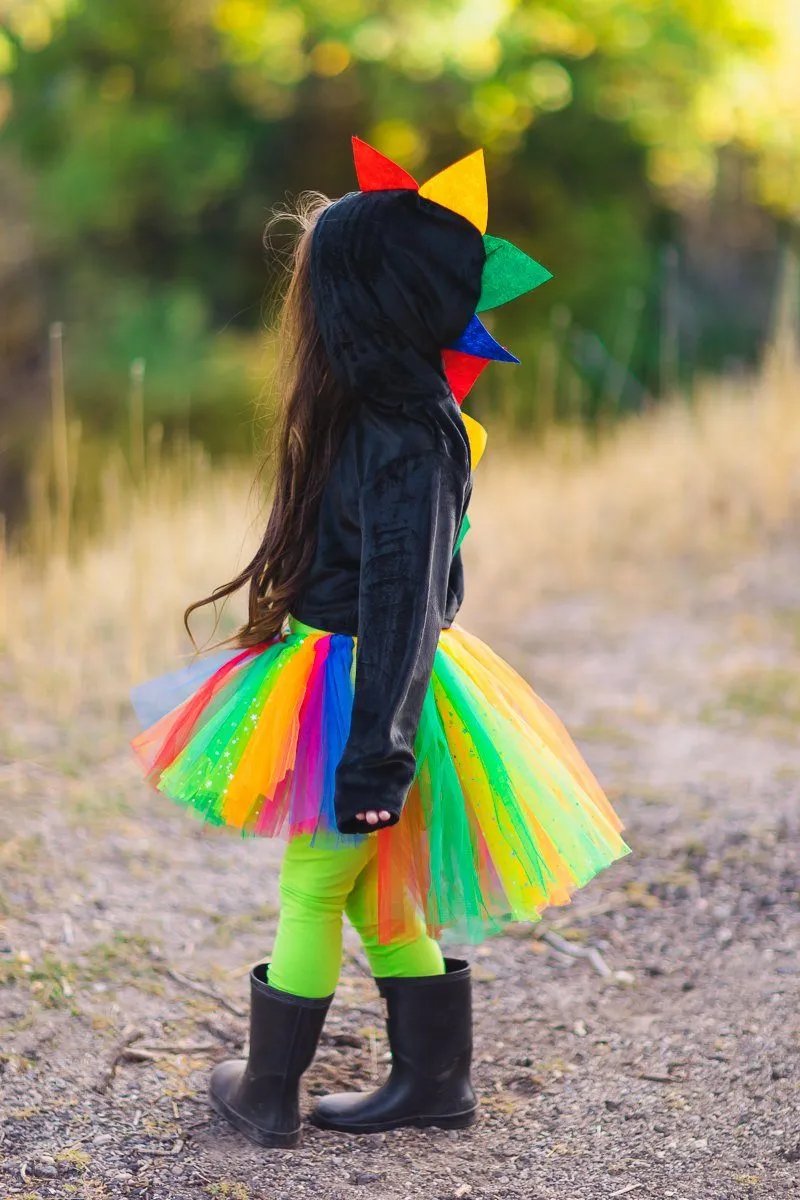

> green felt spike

[
  {"left": 477, "top": 234, "right": 553, "bottom": 313},
  {"left": 454, "top": 511, "right": 471, "bottom": 554}
]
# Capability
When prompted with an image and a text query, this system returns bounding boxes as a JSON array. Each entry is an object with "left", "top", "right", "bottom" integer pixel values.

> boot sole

[
  {"left": 309, "top": 1107, "right": 477, "bottom": 1135},
  {"left": 209, "top": 1087, "right": 301, "bottom": 1149}
]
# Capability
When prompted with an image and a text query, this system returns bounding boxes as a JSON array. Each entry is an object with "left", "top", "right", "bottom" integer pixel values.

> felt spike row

[{"left": 351, "top": 135, "right": 552, "bottom": 421}]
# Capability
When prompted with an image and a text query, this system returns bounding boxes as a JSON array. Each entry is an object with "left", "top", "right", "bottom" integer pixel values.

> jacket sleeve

[
  {"left": 446, "top": 548, "right": 465, "bottom": 621},
  {"left": 333, "top": 451, "right": 465, "bottom": 834}
]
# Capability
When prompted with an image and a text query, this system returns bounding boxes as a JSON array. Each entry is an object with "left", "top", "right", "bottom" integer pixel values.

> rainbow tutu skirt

[{"left": 132, "top": 617, "right": 628, "bottom": 942}]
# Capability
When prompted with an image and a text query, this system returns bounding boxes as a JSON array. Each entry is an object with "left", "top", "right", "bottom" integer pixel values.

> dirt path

[{"left": 2, "top": 551, "right": 799, "bottom": 1200}]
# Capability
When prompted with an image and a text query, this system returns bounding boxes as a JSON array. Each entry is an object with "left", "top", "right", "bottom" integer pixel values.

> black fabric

[
  {"left": 310, "top": 958, "right": 476, "bottom": 1133},
  {"left": 208, "top": 964, "right": 332, "bottom": 1148},
  {"left": 293, "top": 189, "right": 485, "bottom": 834}
]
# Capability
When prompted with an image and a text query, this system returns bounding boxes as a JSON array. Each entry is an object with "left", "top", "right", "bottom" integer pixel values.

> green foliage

[
  {"left": 0, "top": 949, "right": 76, "bottom": 1008},
  {"left": 0, "top": 0, "right": 787, "bottom": 447}
]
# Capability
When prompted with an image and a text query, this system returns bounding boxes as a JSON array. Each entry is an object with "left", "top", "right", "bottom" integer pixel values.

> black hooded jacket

[{"left": 291, "top": 188, "right": 486, "bottom": 834}]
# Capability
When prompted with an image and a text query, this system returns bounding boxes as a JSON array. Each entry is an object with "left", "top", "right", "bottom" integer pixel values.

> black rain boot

[
  {"left": 209, "top": 963, "right": 332, "bottom": 1148},
  {"left": 310, "top": 957, "right": 476, "bottom": 1134}
]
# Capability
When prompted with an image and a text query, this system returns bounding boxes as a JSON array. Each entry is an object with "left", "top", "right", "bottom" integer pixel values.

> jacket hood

[{"left": 309, "top": 189, "right": 486, "bottom": 408}]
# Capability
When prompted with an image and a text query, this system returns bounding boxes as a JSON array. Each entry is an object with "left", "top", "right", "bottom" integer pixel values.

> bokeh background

[{"left": 2, "top": 0, "right": 800, "bottom": 525}]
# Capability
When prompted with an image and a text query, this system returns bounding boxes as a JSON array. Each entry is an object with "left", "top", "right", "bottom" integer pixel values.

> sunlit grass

[
  {"left": 2, "top": 352, "right": 799, "bottom": 716},
  {"left": 464, "top": 357, "right": 800, "bottom": 620}
]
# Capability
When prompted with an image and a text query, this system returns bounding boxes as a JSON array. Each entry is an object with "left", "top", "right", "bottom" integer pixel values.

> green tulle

[{"left": 159, "top": 642, "right": 293, "bottom": 821}]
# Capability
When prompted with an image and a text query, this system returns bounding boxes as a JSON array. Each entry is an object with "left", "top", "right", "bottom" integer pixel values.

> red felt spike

[
  {"left": 352, "top": 136, "right": 418, "bottom": 192},
  {"left": 442, "top": 348, "right": 490, "bottom": 403}
]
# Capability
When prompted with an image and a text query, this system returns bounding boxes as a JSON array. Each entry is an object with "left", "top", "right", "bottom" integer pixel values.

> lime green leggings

[{"left": 269, "top": 834, "right": 445, "bottom": 998}]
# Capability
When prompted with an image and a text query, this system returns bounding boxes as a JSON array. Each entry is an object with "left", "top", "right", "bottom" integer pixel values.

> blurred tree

[{"left": 0, "top": 0, "right": 792, "bottom": 447}]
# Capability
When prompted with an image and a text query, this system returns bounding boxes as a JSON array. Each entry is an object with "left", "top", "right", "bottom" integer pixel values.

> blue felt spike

[{"left": 448, "top": 314, "right": 520, "bottom": 364}]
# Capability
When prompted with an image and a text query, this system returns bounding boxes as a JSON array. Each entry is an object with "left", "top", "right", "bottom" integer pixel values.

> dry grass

[
  {"left": 467, "top": 359, "right": 800, "bottom": 617},
  {"left": 1, "top": 450, "right": 255, "bottom": 713},
  {"left": 2, "top": 353, "right": 800, "bottom": 714}
]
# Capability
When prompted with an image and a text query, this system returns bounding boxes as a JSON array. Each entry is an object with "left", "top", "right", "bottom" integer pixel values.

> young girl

[{"left": 132, "top": 138, "right": 628, "bottom": 1149}]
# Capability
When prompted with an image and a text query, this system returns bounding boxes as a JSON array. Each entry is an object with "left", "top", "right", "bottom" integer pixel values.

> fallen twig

[
  {"left": 539, "top": 929, "right": 612, "bottom": 978},
  {"left": 198, "top": 1016, "right": 245, "bottom": 1045},
  {"left": 120, "top": 1047, "right": 161, "bottom": 1064},
  {"left": 137, "top": 1042, "right": 220, "bottom": 1055},
  {"left": 161, "top": 967, "right": 246, "bottom": 1017},
  {"left": 136, "top": 1139, "right": 185, "bottom": 1157},
  {"left": 93, "top": 1026, "right": 145, "bottom": 1093},
  {"left": 121, "top": 1041, "right": 220, "bottom": 1064},
  {"left": 638, "top": 1072, "right": 676, "bottom": 1084},
  {"left": 181, "top": 1117, "right": 212, "bottom": 1134}
]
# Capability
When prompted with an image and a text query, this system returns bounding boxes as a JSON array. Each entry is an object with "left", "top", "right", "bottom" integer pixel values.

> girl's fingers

[
  {"left": 355, "top": 810, "right": 392, "bottom": 824},
  {"left": 379, "top": 810, "right": 390, "bottom": 822}
]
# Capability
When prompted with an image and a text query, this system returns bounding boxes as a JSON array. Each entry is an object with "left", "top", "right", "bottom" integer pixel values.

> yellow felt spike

[
  {"left": 419, "top": 150, "right": 488, "bottom": 234},
  {"left": 462, "top": 411, "right": 488, "bottom": 468}
]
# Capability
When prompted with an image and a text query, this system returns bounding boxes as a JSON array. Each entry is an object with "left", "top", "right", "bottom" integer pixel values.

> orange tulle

[{"left": 132, "top": 620, "right": 628, "bottom": 942}]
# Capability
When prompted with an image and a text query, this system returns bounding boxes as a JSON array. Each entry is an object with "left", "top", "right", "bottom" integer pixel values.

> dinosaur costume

[{"left": 132, "top": 138, "right": 628, "bottom": 1147}]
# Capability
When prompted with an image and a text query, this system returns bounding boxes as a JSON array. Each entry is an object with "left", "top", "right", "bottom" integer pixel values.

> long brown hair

[{"left": 185, "top": 192, "right": 353, "bottom": 648}]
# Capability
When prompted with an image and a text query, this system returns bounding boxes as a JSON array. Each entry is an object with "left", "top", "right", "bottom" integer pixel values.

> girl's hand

[{"left": 355, "top": 810, "right": 391, "bottom": 826}]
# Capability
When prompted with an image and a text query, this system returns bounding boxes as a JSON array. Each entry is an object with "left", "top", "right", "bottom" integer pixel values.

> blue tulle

[{"left": 130, "top": 650, "right": 239, "bottom": 728}]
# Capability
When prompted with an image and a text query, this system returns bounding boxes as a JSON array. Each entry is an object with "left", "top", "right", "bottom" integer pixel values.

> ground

[{"left": 1, "top": 548, "right": 799, "bottom": 1200}]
